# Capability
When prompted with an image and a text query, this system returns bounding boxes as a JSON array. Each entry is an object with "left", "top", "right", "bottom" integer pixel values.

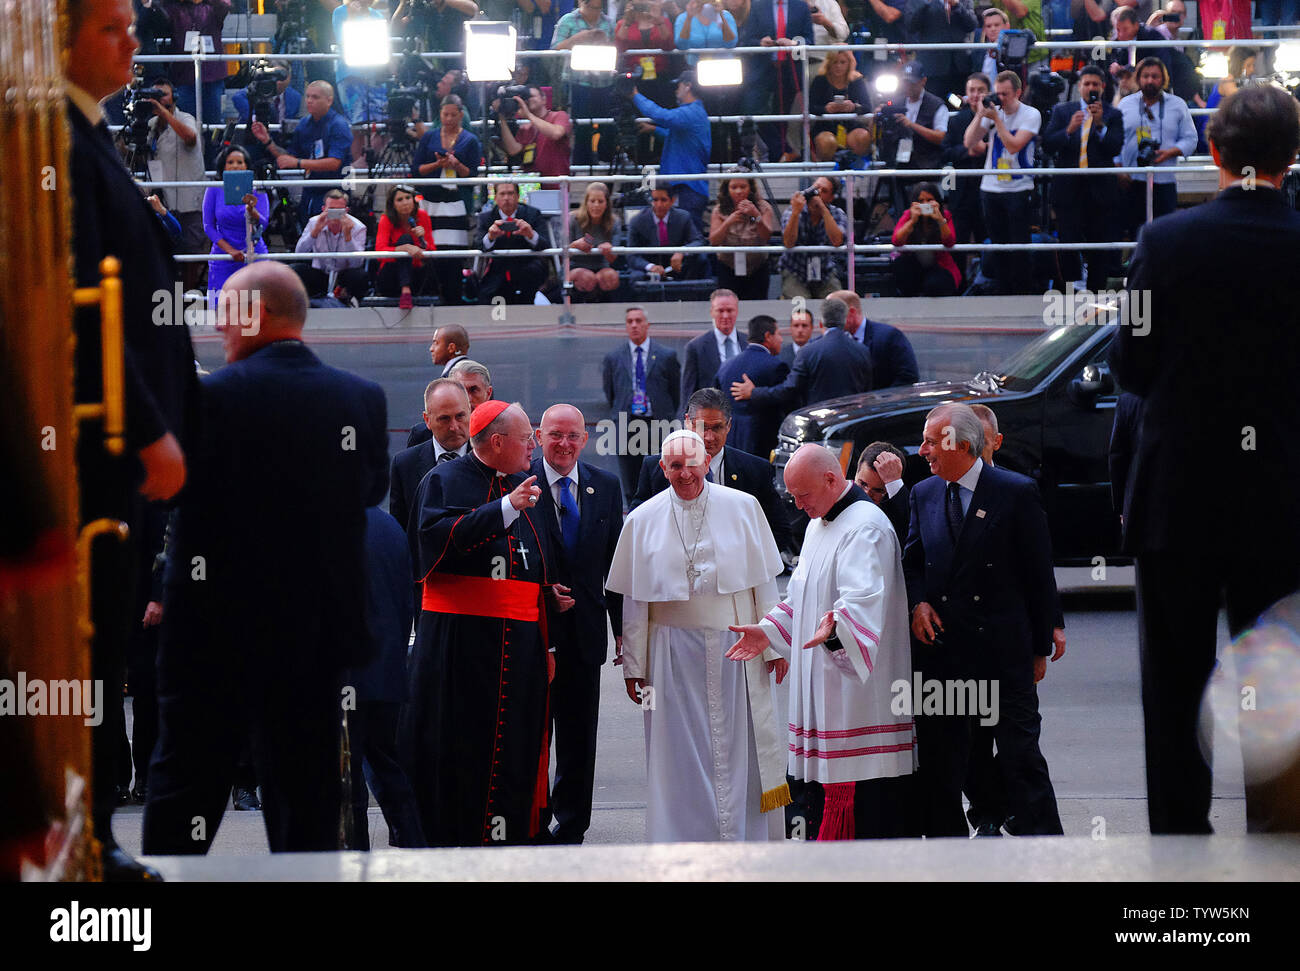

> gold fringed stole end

[{"left": 760, "top": 783, "right": 793, "bottom": 814}]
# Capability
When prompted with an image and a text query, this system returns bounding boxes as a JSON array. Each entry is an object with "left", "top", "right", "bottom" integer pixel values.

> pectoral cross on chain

[
  {"left": 516, "top": 541, "right": 530, "bottom": 571},
  {"left": 686, "top": 562, "right": 700, "bottom": 588}
]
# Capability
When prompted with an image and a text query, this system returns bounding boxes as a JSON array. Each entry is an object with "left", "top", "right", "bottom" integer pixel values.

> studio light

[
  {"left": 696, "top": 57, "right": 743, "bottom": 87},
  {"left": 1274, "top": 41, "right": 1300, "bottom": 74},
  {"left": 1199, "top": 51, "right": 1229, "bottom": 79},
  {"left": 570, "top": 44, "right": 617, "bottom": 73},
  {"left": 340, "top": 17, "right": 391, "bottom": 69},
  {"left": 464, "top": 21, "right": 517, "bottom": 82},
  {"left": 874, "top": 72, "right": 899, "bottom": 96}
]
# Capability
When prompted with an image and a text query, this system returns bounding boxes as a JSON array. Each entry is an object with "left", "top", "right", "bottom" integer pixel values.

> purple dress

[{"left": 204, "top": 186, "right": 271, "bottom": 307}]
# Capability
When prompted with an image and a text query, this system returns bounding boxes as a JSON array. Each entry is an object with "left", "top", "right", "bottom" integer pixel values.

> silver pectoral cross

[
  {"left": 516, "top": 542, "right": 530, "bottom": 571},
  {"left": 686, "top": 562, "right": 700, "bottom": 588}
]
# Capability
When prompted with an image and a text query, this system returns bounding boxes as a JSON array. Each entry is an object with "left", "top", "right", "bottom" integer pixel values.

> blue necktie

[
  {"left": 632, "top": 345, "right": 648, "bottom": 415},
  {"left": 706, "top": 469, "right": 714, "bottom": 483},
  {"left": 946, "top": 481, "right": 964, "bottom": 542},
  {"left": 558, "top": 476, "right": 580, "bottom": 554}
]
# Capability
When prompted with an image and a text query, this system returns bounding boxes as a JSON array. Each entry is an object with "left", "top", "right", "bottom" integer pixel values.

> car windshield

[{"left": 990, "top": 324, "right": 1107, "bottom": 393}]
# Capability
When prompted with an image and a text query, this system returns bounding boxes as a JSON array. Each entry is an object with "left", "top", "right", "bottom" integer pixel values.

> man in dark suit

[
  {"left": 905, "top": 0, "right": 980, "bottom": 101},
  {"left": 1041, "top": 65, "right": 1125, "bottom": 291},
  {"left": 680, "top": 288, "right": 741, "bottom": 404},
  {"left": 834, "top": 290, "right": 920, "bottom": 388},
  {"left": 346, "top": 505, "right": 426, "bottom": 850},
  {"left": 405, "top": 359, "right": 492, "bottom": 448},
  {"left": 143, "top": 262, "right": 389, "bottom": 855},
  {"left": 1107, "top": 391, "right": 1142, "bottom": 521},
  {"left": 476, "top": 180, "right": 551, "bottom": 305},
  {"left": 730, "top": 296, "right": 872, "bottom": 412},
  {"left": 738, "top": 0, "right": 815, "bottom": 161},
  {"left": 68, "top": 0, "right": 199, "bottom": 881},
  {"left": 631, "top": 389, "right": 793, "bottom": 555},
  {"left": 601, "top": 306, "right": 681, "bottom": 498},
  {"left": 779, "top": 308, "right": 821, "bottom": 368},
  {"left": 626, "top": 187, "right": 706, "bottom": 280},
  {"left": 390, "top": 378, "right": 472, "bottom": 533},
  {"left": 903, "top": 403, "right": 1063, "bottom": 837},
  {"left": 401, "top": 326, "right": 470, "bottom": 446},
  {"left": 854, "top": 441, "right": 910, "bottom": 546},
  {"left": 531, "top": 405, "right": 624, "bottom": 843},
  {"left": 716, "top": 315, "right": 789, "bottom": 460},
  {"left": 1109, "top": 85, "right": 1300, "bottom": 834}
]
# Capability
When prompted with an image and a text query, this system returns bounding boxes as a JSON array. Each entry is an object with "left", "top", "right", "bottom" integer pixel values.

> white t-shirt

[{"left": 978, "top": 101, "right": 1041, "bottom": 193}]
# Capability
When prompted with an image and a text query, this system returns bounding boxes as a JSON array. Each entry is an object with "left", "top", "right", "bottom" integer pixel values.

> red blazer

[{"left": 376, "top": 210, "right": 434, "bottom": 269}]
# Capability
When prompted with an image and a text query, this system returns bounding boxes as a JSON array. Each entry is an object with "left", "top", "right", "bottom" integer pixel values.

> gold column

[{"left": 0, "top": 0, "right": 90, "bottom": 880}]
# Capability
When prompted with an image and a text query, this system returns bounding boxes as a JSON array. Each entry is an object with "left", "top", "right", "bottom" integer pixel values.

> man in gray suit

[{"left": 602, "top": 306, "right": 681, "bottom": 498}]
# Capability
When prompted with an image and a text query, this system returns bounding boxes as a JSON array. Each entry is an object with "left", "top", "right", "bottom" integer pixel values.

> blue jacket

[
  {"left": 750, "top": 326, "right": 872, "bottom": 410},
  {"left": 633, "top": 94, "right": 711, "bottom": 198},
  {"left": 858, "top": 318, "right": 920, "bottom": 388},
  {"left": 715, "top": 343, "right": 789, "bottom": 458},
  {"left": 349, "top": 506, "right": 415, "bottom": 704}
]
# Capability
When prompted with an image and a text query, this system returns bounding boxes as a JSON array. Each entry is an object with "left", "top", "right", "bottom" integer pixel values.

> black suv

[{"left": 772, "top": 322, "right": 1122, "bottom": 563}]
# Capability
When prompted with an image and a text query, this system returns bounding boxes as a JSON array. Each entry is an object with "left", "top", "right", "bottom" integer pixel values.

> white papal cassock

[
  {"left": 607, "top": 482, "right": 789, "bottom": 842},
  {"left": 757, "top": 486, "right": 916, "bottom": 786}
]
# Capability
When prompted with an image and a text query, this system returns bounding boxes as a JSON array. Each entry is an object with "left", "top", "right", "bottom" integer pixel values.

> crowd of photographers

[{"left": 115, "top": 0, "right": 1290, "bottom": 304}]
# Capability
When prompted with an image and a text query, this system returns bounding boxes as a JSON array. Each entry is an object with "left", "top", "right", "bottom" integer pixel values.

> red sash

[{"left": 422, "top": 573, "right": 540, "bottom": 622}]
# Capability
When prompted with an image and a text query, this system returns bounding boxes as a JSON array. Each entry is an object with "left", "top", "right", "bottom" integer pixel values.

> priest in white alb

[
  {"left": 606, "top": 430, "right": 790, "bottom": 841},
  {"left": 729, "top": 443, "right": 917, "bottom": 840}
]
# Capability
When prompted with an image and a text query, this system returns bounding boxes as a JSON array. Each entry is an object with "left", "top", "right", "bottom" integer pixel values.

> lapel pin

[
  {"left": 586, "top": 486, "right": 595, "bottom": 495},
  {"left": 730, "top": 474, "right": 737, "bottom": 481},
  {"left": 975, "top": 509, "right": 986, "bottom": 519}
]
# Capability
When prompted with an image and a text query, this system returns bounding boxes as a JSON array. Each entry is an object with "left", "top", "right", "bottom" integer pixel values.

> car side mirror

[{"left": 1068, "top": 363, "right": 1114, "bottom": 407}]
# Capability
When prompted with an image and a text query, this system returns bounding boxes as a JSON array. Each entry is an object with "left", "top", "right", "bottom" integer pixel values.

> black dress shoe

[
  {"left": 130, "top": 784, "right": 147, "bottom": 804},
  {"left": 115, "top": 785, "right": 132, "bottom": 806},
  {"left": 232, "top": 786, "right": 261, "bottom": 811},
  {"left": 972, "top": 821, "right": 1004, "bottom": 837},
  {"left": 102, "top": 845, "right": 163, "bottom": 882}
]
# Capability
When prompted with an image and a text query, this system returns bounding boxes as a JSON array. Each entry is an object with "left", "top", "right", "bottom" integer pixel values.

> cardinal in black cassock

[{"left": 399, "top": 400, "right": 572, "bottom": 846}]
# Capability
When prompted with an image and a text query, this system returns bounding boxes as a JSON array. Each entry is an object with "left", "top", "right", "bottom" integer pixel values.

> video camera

[
  {"left": 247, "top": 58, "right": 290, "bottom": 125},
  {"left": 995, "top": 29, "right": 1034, "bottom": 72},
  {"left": 122, "top": 76, "right": 168, "bottom": 151},
  {"left": 496, "top": 84, "right": 532, "bottom": 119},
  {"left": 386, "top": 79, "right": 429, "bottom": 137},
  {"left": 615, "top": 65, "right": 644, "bottom": 97}
]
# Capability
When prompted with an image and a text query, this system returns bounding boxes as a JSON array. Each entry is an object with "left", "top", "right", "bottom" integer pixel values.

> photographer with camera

[
  {"left": 879, "top": 61, "right": 950, "bottom": 208},
  {"left": 233, "top": 60, "right": 302, "bottom": 127},
  {"left": 141, "top": 76, "right": 207, "bottom": 286},
  {"left": 294, "top": 189, "right": 371, "bottom": 302},
  {"left": 496, "top": 85, "right": 574, "bottom": 183},
  {"left": 1118, "top": 56, "right": 1196, "bottom": 233},
  {"left": 1042, "top": 64, "right": 1124, "bottom": 290},
  {"left": 251, "top": 80, "right": 352, "bottom": 223},
  {"left": 963, "top": 69, "right": 1040, "bottom": 294},
  {"left": 631, "top": 71, "right": 712, "bottom": 232},
  {"left": 477, "top": 181, "right": 552, "bottom": 305},
  {"left": 779, "top": 176, "right": 847, "bottom": 299},
  {"left": 1108, "top": 8, "right": 1172, "bottom": 77},
  {"left": 890, "top": 181, "right": 959, "bottom": 296},
  {"left": 554, "top": 0, "right": 618, "bottom": 167},
  {"left": 617, "top": 1, "right": 676, "bottom": 105}
]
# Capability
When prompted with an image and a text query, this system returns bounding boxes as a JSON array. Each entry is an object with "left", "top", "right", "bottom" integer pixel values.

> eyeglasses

[{"left": 545, "top": 432, "right": 585, "bottom": 444}]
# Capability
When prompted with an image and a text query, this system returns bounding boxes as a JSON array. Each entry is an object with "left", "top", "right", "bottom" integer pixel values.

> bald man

[
  {"left": 143, "top": 262, "right": 389, "bottom": 855},
  {"left": 251, "top": 79, "right": 352, "bottom": 221},
  {"left": 530, "top": 405, "right": 625, "bottom": 843},
  {"left": 730, "top": 444, "right": 917, "bottom": 840}
]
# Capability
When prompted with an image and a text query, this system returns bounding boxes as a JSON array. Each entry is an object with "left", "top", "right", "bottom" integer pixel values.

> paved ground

[{"left": 113, "top": 579, "right": 1249, "bottom": 858}]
